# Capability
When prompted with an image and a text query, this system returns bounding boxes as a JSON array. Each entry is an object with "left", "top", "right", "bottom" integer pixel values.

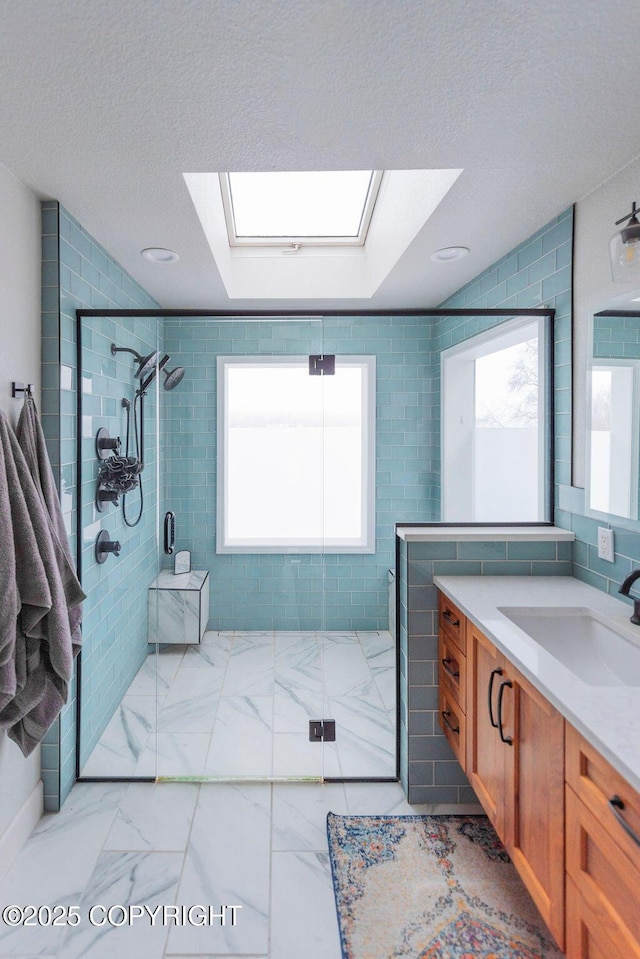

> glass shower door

[{"left": 157, "top": 316, "right": 329, "bottom": 781}]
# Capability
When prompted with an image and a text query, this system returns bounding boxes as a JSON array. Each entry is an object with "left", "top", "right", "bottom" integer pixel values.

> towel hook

[{"left": 12, "top": 382, "right": 34, "bottom": 398}]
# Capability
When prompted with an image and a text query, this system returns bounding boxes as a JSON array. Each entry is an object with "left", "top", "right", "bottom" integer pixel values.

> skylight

[{"left": 219, "top": 170, "right": 382, "bottom": 247}]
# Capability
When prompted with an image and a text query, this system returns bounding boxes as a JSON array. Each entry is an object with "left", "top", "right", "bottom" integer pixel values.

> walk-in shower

[{"left": 76, "top": 311, "right": 398, "bottom": 785}]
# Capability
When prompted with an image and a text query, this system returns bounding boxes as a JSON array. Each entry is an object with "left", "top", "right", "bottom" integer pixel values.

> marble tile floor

[
  {"left": 81, "top": 631, "right": 396, "bottom": 782},
  {"left": 0, "top": 779, "right": 453, "bottom": 959}
]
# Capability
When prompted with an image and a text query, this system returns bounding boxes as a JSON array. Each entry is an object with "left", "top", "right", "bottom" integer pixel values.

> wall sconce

[{"left": 610, "top": 201, "right": 640, "bottom": 282}]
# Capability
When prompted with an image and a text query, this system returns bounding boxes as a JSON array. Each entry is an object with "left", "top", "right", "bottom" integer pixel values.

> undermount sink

[{"left": 497, "top": 606, "right": 640, "bottom": 686}]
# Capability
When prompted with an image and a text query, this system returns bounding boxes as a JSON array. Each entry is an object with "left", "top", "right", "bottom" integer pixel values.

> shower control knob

[
  {"left": 95, "top": 530, "right": 122, "bottom": 564},
  {"left": 96, "top": 427, "right": 122, "bottom": 460},
  {"left": 95, "top": 487, "right": 119, "bottom": 512}
]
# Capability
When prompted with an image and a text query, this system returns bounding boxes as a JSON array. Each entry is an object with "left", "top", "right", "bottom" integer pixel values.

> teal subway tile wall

[
  {"left": 431, "top": 208, "right": 574, "bottom": 510},
  {"left": 78, "top": 314, "right": 162, "bottom": 770},
  {"left": 399, "top": 207, "right": 575, "bottom": 803},
  {"left": 40, "top": 202, "right": 159, "bottom": 809},
  {"left": 593, "top": 312, "right": 640, "bottom": 360},
  {"left": 163, "top": 314, "right": 436, "bottom": 630}
]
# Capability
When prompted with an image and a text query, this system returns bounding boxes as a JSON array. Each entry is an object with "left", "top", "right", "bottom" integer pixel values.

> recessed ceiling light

[
  {"left": 141, "top": 247, "right": 179, "bottom": 263},
  {"left": 430, "top": 246, "right": 470, "bottom": 263}
]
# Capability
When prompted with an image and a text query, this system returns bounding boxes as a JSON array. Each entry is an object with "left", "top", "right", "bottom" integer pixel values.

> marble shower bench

[{"left": 148, "top": 569, "right": 210, "bottom": 645}]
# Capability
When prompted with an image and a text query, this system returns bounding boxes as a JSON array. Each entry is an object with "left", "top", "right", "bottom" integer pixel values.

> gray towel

[
  {"left": 0, "top": 411, "right": 78, "bottom": 755},
  {"left": 0, "top": 415, "right": 50, "bottom": 713},
  {"left": 16, "top": 396, "right": 85, "bottom": 654}
]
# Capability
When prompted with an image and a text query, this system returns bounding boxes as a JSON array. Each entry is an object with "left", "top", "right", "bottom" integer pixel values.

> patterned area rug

[{"left": 326, "top": 814, "right": 564, "bottom": 959}]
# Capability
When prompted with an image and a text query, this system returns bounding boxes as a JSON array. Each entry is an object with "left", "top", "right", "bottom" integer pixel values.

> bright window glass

[
  {"left": 221, "top": 171, "right": 381, "bottom": 245},
  {"left": 217, "top": 355, "right": 375, "bottom": 552},
  {"left": 588, "top": 363, "right": 638, "bottom": 519},
  {"left": 441, "top": 316, "right": 550, "bottom": 522}
]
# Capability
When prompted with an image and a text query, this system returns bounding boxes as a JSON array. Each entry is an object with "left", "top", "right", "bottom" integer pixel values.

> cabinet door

[
  {"left": 566, "top": 785, "right": 640, "bottom": 957},
  {"left": 466, "top": 624, "right": 505, "bottom": 835},
  {"left": 503, "top": 666, "right": 565, "bottom": 949},
  {"left": 566, "top": 875, "right": 627, "bottom": 959}
]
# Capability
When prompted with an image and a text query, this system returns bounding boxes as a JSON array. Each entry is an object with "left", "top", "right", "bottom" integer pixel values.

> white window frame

[
  {"left": 216, "top": 354, "right": 376, "bottom": 553},
  {"left": 441, "top": 316, "right": 550, "bottom": 522},
  {"left": 218, "top": 171, "right": 384, "bottom": 248}
]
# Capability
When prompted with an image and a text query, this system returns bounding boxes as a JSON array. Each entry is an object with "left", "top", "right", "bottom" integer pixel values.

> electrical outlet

[{"left": 597, "top": 526, "right": 615, "bottom": 562}]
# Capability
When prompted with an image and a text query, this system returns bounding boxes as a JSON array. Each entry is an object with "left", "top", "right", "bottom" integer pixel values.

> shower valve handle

[{"left": 95, "top": 530, "right": 121, "bottom": 564}]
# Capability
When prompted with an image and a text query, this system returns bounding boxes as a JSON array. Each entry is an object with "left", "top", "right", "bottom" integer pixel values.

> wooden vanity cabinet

[
  {"left": 565, "top": 724, "right": 640, "bottom": 958},
  {"left": 464, "top": 615, "right": 565, "bottom": 947},
  {"left": 436, "top": 587, "right": 640, "bottom": 953},
  {"left": 437, "top": 593, "right": 467, "bottom": 766}
]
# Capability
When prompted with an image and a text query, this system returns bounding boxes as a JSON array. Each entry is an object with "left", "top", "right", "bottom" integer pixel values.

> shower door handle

[{"left": 164, "top": 511, "right": 175, "bottom": 554}]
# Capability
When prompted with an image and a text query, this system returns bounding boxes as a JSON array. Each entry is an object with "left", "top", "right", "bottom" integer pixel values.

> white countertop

[
  {"left": 398, "top": 525, "right": 574, "bottom": 542},
  {"left": 433, "top": 575, "right": 640, "bottom": 792}
]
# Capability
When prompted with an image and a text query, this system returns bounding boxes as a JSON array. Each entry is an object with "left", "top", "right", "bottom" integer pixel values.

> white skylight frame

[
  {"left": 184, "top": 168, "right": 464, "bottom": 299},
  {"left": 218, "top": 170, "right": 384, "bottom": 248}
]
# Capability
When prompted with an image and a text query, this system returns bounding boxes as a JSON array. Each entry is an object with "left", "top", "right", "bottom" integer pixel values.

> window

[
  {"left": 217, "top": 355, "right": 376, "bottom": 552},
  {"left": 219, "top": 171, "right": 383, "bottom": 247},
  {"left": 441, "top": 316, "right": 551, "bottom": 522}
]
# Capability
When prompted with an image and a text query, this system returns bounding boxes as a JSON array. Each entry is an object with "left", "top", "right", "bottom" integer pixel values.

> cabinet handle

[
  {"left": 441, "top": 709, "right": 460, "bottom": 735},
  {"left": 497, "top": 680, "right": 513, "bottom": 745},
  {"left": 609, "top": 795, "right": 640, "bottom": 848},
  {"left": 487, "top": 667, "right": 503, "bottom": 728},
  {"left": 443, "top": 609, "right": 460, "bottom": 628},
  {"left": 441, "top": 657, "right": 460, "bottom": 680}
]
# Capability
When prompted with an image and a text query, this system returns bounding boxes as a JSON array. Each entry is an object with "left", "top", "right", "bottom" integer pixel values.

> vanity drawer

[
  {"left": 566, "top": 785, "right": 640, "bottom": 957},
  {"left": 438, "top": 632, "right": 466, "bottom": 711},
  {"left": 438, "top": 592, "right": 465, "bottom": 654},
  {"left": 566, "top": 875, "right": 638, "bottom": 959},
  {"left": 565, "top": 723, "right": 640, "bottom": 864},
  {"left": 438, "top": 683, "right": 466, "bottom": 769}
]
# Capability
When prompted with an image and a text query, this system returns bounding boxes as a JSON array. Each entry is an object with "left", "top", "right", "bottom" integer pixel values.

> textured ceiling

[{"left": 1, "top": 0, "right": 639, "bottom": 310}]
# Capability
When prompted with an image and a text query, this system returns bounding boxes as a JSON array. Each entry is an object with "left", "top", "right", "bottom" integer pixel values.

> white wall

[
  {"left": 573, "top": 157, "right": 640, "bottom": 487},
  {"left": 0, "top": 160, "right": 43, "bottom": 847}
]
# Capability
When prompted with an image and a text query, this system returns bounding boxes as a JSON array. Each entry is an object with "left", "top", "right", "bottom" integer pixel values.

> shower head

[
  {"left": 135, "top": 350, "right": 161, "bottom": 380},
  {"left": 111, "top": 343, "right": 161, "bottom": 381},
  {"left": 163, "top": 366, "right": 186, "bottom": 391},
  {"left": 136, "top": 355, "right": 171, "bottom": 396}
]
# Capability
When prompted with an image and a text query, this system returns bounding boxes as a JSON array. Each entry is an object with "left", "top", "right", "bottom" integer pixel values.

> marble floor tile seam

[{"left": 76, "top": 788, "right": 202, "bottom": 953}]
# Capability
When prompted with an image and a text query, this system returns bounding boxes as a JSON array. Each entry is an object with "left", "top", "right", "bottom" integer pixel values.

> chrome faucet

[{"left": 618, "top": 569, "right": 640, "bottom": 625}]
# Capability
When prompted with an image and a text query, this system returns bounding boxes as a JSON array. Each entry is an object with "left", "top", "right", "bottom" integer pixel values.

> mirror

[{"left": 587, "top": 307, "right": 640, "bottom": 525}]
